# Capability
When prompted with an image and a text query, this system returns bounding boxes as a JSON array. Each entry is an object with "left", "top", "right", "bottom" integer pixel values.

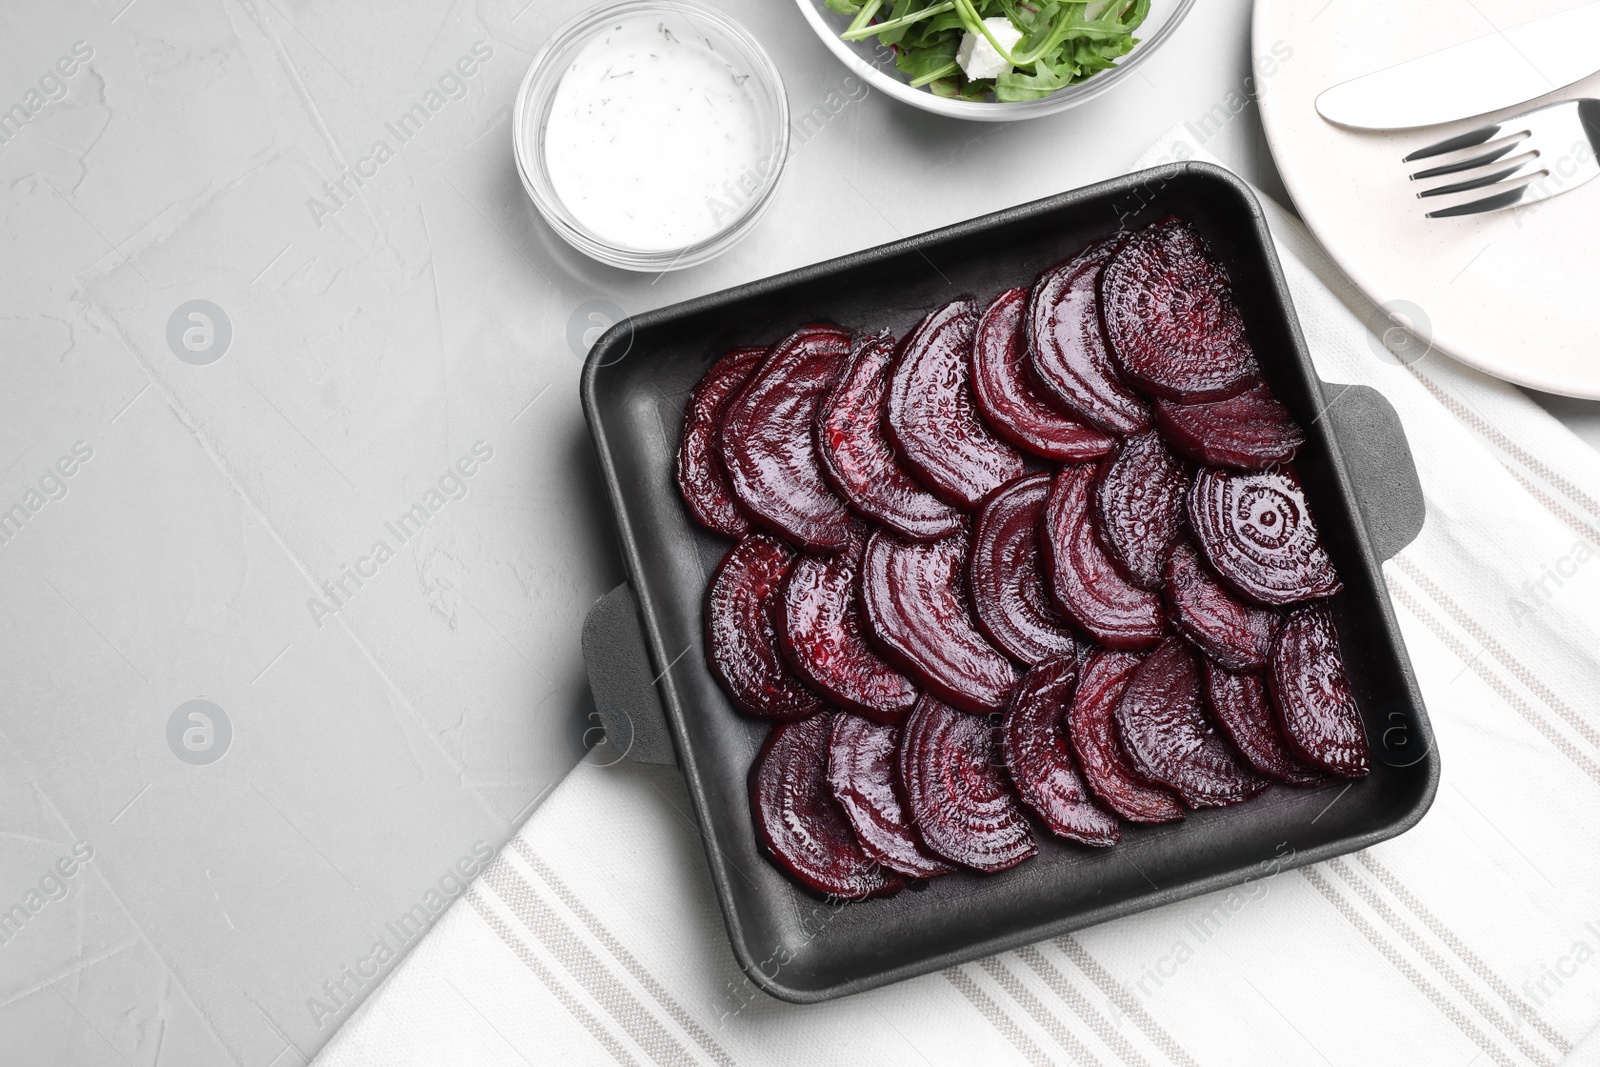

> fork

[{"left": 1403, "top": 99, "right": 1600, "bottom": 218}]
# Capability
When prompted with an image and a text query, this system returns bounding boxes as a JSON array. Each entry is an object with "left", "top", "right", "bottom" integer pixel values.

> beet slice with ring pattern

[
  {"left": 899, "top": 695, "right": 1037, "bottom": 872},
  {"left": 779, "top": 542, "right": 919, "bottom": 725},
  {"left": 721, "top": 324, "right": 854, "bottom": 552},
  {"left": 1002, "top": 656, "right": 1120, "bottom": 846},
  {"left": 677, "top": 345, "right": 767, "bottom": 537},
  {"left": 1067, "top": 650, "right": 1185, "bottom": 823},
  {"left": 1095, "top": 432, "right": 1188, "bottom": 590},
  {"left": 819, "top": 331, "right": 963, "bottom": 541},
  {"left": 751, "top": 712, "right": 904, "bottom": 899},
  {"left": 888, "top": 299, "right": 1025, "bottom": 509},
  {"left": 1188, "top": 467, "right": 1342, "bottom": 606},
  {"left": 1100, "top": 216, "right": 1261, "bottom": 402},
  {"left": 706, "top": 535, "right": 827, "bottom": 721},
  {"left": 860, "top": 527, "right": 1018, "bottom": 714},
  {"left": 1155, "top": 383, "right": 1305, "bottom": 471},
  {"left": 1269, "top": 604, "right": 1371, "bottom": 778},
  {"left": 1164, "top": 541, "right": 1280, "bottom": 671},
  {"left": 969, "top": 474, "right": 1082, "bottom": 666},
  {"left": 972, "top": 287, "right": 1115, "bottom": 462},
  {"left": 1027, "top": 237, "right": 1152, "bottom": 436},
  {"left": 1202, "top": 660, "right": 1326, "bottom": 786},
  {"left": 1041, "top": 464, "right": 1166, "bottom": 649},
  {"left": 826, "top": 714, "right": 955, "bottom": 878},
  {"left": 1113, "top": 638, "right": 1269, "bottom": 808}
]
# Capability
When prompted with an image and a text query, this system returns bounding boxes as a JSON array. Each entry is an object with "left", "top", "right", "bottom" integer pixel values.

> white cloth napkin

[{"left": 313, "top": 127, "right": 1600, "bottom": 1067}]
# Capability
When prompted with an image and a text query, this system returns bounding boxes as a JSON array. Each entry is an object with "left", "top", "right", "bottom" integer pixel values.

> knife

[{"left": 1315, "top": 2, "right": 1600, "bottom": 130}]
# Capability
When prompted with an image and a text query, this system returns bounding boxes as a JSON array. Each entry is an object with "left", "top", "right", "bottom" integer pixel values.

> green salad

[{"left": 824, "top": 0, "right": 1150, "bottom": 102}]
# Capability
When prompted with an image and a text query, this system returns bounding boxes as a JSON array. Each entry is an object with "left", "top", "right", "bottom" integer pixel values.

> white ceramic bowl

[
  {"left": 794, "top": 0, "right": 1196, "bottom": 121},
  {"left": 514, "top": 1, "right": 789, "bottom": 271}
]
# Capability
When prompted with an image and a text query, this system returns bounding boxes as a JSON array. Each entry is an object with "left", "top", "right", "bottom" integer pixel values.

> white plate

[
  {"left": 795, "top": 0, "right": 1196, "bottom": 122},
  {"left": 1252, "top": 0, "right": 1600, "bottom": 398}
]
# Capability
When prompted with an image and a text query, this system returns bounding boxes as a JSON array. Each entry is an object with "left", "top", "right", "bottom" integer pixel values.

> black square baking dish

[{"left": 580, "top": 161, "right": 1438, "bottom": 1004}]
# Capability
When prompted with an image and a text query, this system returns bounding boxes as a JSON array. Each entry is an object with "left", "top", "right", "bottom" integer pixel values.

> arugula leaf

[
  {"left": 995, "top": 63, "right": 1070, "bottom": 101},
  {"left": 895, "top": 37, "right": 960, "bottom": 82}
]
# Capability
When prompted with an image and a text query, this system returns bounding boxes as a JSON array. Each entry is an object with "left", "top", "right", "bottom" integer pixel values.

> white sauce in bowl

[{"left": 544, "top": 17, "right": 768, "bottom": 252}]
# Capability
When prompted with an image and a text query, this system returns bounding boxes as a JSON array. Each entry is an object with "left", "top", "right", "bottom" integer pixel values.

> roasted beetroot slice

[
  {"left": 706, "top": 535, "right": 827, "bottom": 721},
  {"left": 1027, "top": 238, "right": 1152, "bottom": 435},
  {"left": 827, "top": 715, "right": 955, "bottom": 878},
  {"left": 1188, "top": 467, "right": 1342, "bottom": 606},
  {"left": 887, "top": 299, "right": 1025, "bottom": 509},
  {"left": 1164, "top": 541, "right": 1279, "bottom": 671},
  {"left": 817, "top": 332, "right": 963, "bottom": 542},
  {"left": 1269, "top": 604, "right": 1371, "bottom": 777},
  {"left": 1095, "top": 432, "right": 1188, "bottom": 590},
  {"left": 1068, "top": 651, "right": 1185, "bottom": 823},
  {"left": 972, "top": 287, "right": 1115, "bottom": 462},
  {"left": 751, "top": 713, "right": 904, "bottom": 899},
  {"left": 970, "top": 474, "right": 1081, "bottom": 666},
  {"left": 1113, "top": 638, "right": 1269, "bottom": 808},
  {"left": 1041, "top": 465, "right": 1166, "bottom": 650},
  {"left": 1002, "top": 657, "right": 1120, "bottom": 846},
  {"left": 779, "top": 545, "right": 918, "bottom": 724},
  {"left": 860, "top": 528, "right": 1018, "bottom": 714},
  {"left": 1154, "top": 383, "right": 1305, "bottom": 470},
  {"left": 1100, "top": 217, "right": 1261, "bottom": 402},
  {"left": 899, "top": 696, "right": 1037, "bottom": 872},
  {"left": 1202, "top": 661, "right": 1326, "bottom": 786},
  {"left": 677, "top": 345, "right": 767, "bottom": 537},
  {"left": 721, "top": 324, "right": 854, "bottom": 552}
]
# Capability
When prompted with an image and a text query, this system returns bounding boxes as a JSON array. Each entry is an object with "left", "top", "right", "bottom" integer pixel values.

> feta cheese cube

[{"left": 956, "top": 17, "right": 1023, "bottom": 81}]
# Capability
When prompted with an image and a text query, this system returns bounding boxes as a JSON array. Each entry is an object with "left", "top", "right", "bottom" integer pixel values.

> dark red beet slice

[
  {"left": 826, "top": 714, "right": 955, "bottom": 878},
  {"left": 677, "top": 345, "right": 767, "bottom": 537},
  {"left": 1002, "top": 657, "right": 1120, "bottom": 846},
  {"left": 1164, "top": 541, "right": 1279, "bottom": 671},
  {"left": 1113, "top": 638, "right": 1269, "bottom": 808},
  {"left": 1188, "top": 467, "right": 1342, "bottom": 606},
  {"left": 751, "top": 713, "right": 904, "bottom": 899},
  {"left": 779, "top": 543, "right": 918, "bottom": 725},
  {"left": 1202, "top": 660, "right": 1326, "bottom": 786},
  {"left": 899, "top": 695, "right": 1037, "bottom": 872},
  {"left": 1040, "top": 464, "right": 1166, "bottom": 649},
  {"left": 1269, "top": 604, "right": 1371, "bottom": 777},
  {"left": 887, "top": 300, "right": 1025, "bottom": 509},
  {"left": 969, "top": 474, "right": 1081, "bottom": 666},
  {"left": 1068, "top": 650, "right": 1185, "bottom": 823},
  {"left": 860, "top": 528, "right": 1018, "bottom": 714},
  {"left": 1101, "top": 217, "right": 1261, "bottom": 402},
  {"left": 1095, "top": 432, "right": 1188, "bottom": 590},
  {"left": 1154, "top": 383, "right": 1305, "bottom": 470},
  {"left": 972, "top": 287, "right": 1115, "bottom": 462},
  {"left": 819, "top": 331, "right": 963, "bottom": 541},
  {"left": 721, "top": 324, "right": 854, "bottom": 552},
  {"left": 1027, "top": 238, "right": 1152, "bottom": 435},
  {"left": 706, "top": 535, "right": 827, "bottom": 721}
]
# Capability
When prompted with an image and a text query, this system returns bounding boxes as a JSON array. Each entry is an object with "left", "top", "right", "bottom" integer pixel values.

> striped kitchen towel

[{"left": 313, "top": 127, "right": 1600, "bottom": 1067}]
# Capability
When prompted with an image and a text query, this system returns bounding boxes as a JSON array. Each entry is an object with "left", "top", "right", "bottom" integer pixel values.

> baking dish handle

[
  {"left": 1321, "top": 382, "right": 1426, "bottom": 561},
  {"left": 581, "top": 583, "right": 679, "bottom": 767}
]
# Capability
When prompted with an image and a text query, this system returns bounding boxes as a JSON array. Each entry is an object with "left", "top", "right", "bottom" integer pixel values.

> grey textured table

[{"left": 0, "top": 2, "right": 1590, "bottom": 1065}]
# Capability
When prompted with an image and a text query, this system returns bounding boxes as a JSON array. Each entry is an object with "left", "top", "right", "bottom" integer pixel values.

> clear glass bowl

[
  {"left": 794, "top": 0, "right": 1198, "bottom": 122},
  {"left": 513, "top": 1, "right": 790, "bottom": 272}
]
